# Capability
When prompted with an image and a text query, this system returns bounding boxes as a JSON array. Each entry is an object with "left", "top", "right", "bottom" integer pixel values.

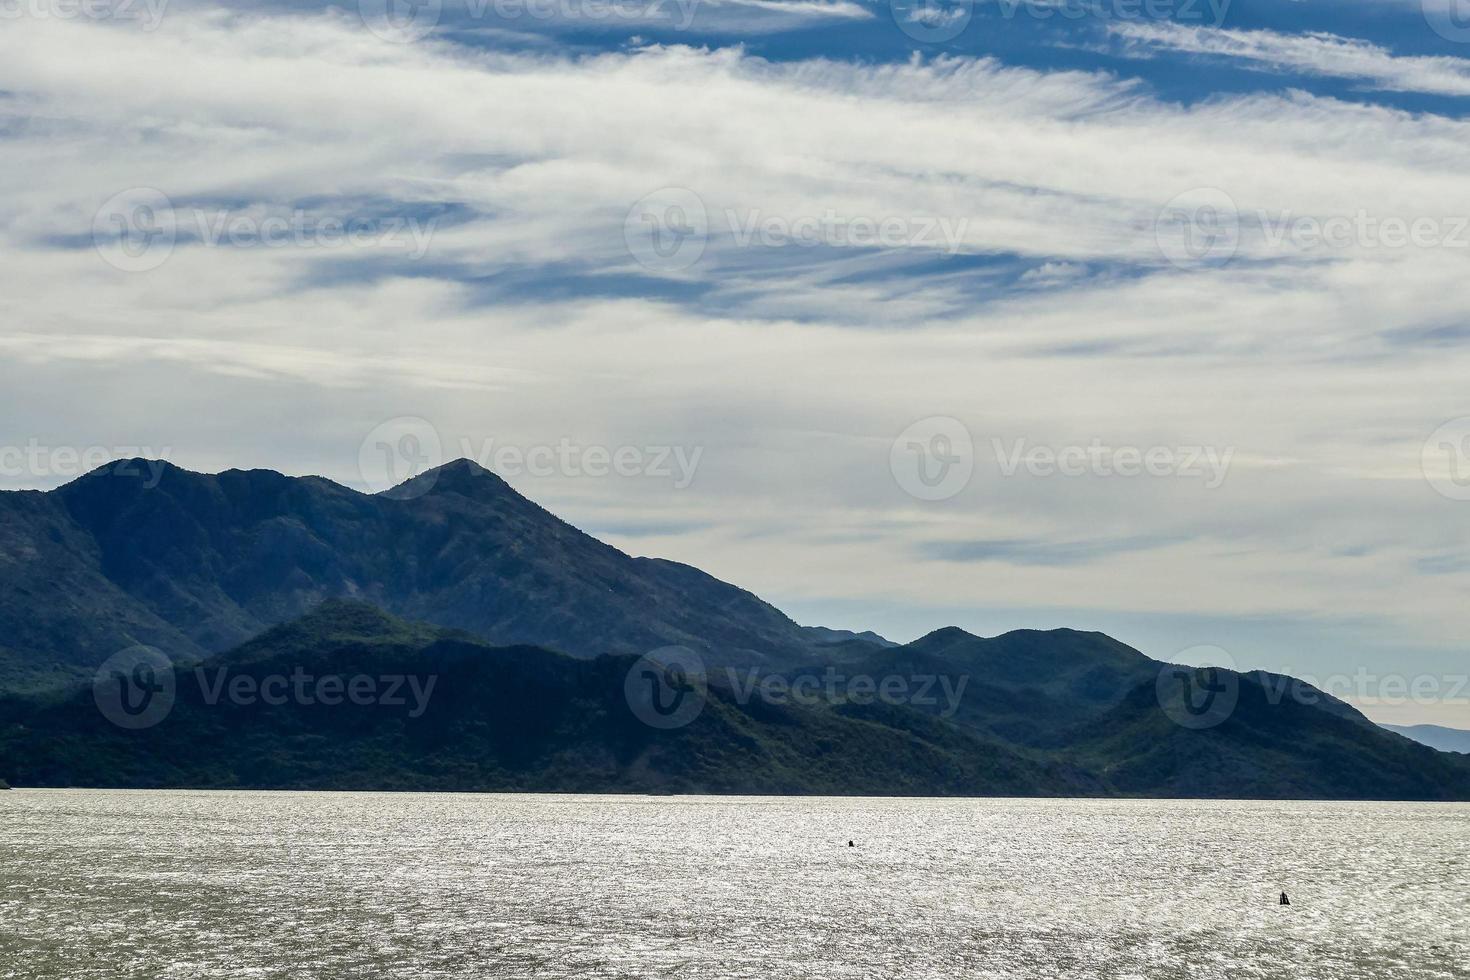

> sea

[{"left": 2, "top": 790, "right": 1466, "bottom": 979}]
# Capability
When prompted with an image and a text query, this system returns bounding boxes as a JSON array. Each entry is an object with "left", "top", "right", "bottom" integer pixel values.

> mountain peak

[
  {"left": 434, "top": 457, "right": 494, "bottom": 477},
  {"left": 63, "top": 457, "right": 189, "bottom": 488},
  {"left": 381, "top": 457, "right": 513, "bottom": 499},
  {"left": 912, "top": 625, "right": 979, "bottom": 647},
  {"left": 214, "top": 599, "right": 445, "bottom": 667}
]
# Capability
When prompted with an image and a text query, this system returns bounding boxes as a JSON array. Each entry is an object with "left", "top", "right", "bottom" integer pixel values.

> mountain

[
  {"left": 4, "top": 459, "right": 1469, "bottom": 800},
  {"left": 800, "top": 625, "right": 898, "bottom": 648},
  {"left": 806, "top": 625, "right": 1160, "bottom": 746},
  {"left": 1383, "top": 724, "right": 1470, "bottom": 754},
  {"left": 0, "top": 602, "right": 1080, "bottom": 796},
  {"left": 0, "top": 459, "right": 862, "bottom": 693},
  {"left": 4, "top": 601, "right": 1468, "bottom": 799},
  {"left": 1071, "top": 671, "right": 1470, "bottom": 800}
]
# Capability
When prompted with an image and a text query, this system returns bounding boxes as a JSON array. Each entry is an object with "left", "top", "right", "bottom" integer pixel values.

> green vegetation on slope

[
  {"left": 5, "top": 602, "right": 1468, "bottom": 800},
  {"left": 0, "top": 602, "right": 1077, "bottom": 796},
  {"left": 1071, "top": 672, "right": 1470, "bottom": 800}
]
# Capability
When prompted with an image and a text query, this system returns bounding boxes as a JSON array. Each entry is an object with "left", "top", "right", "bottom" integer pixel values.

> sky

[{"left": 1, "top": 0, "right": 1468, "bottom": 727}]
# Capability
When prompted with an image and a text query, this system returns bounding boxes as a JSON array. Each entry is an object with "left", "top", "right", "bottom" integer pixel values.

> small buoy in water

[
  {"left": 1279, "top": 891, "right": 1290, "bottom": 906},
  {"left": 848, "top": 840, "right": 854, "bottom": 847}
]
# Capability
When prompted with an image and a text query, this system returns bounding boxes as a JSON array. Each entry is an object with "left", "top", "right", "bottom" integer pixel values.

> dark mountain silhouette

[
  {"left": 816, "top": 625, "right": 1160, "bottom": 746},
  {"left": 2, "top": 601, "right": 1466, "bottom": 798},
  {"left": 1072, "top": 671, "right": 1470, "bottom": 800},
  {"left": 0, "top": 458, "right": 854, "bottom": 693},
  {"left": 0, "top": 602, "right": 1079, "bottom": 796},
  {"left": 3, "top": 460, "right": 1468, "bottom": 799}
]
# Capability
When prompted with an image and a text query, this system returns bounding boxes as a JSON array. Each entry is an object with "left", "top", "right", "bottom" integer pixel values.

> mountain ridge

[
  {"left": 4, "top": 458, "right": 1469, "bottom": 800},
  {"left": 0, "top": 601, "right": 1079, "bottom": 796},
  {"left": 3, "top": 600, "right": 1467, "bottom": 799},
  {"left": 0, "top": 457, "right": 848, "bottom": 692}
]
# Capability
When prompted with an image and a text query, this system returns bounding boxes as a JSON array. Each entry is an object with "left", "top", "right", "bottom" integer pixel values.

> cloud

[
  {"left": 1110, "top": 22, "right": 1470, "bottom": 98},
  {"left": 921, "top": 534, "right": 1182, "bottom": 566},
  {"left": 1019, "top": 260, "right": 1089, "bottom": 285},
  {"left": 0, "top": 6, "right": 1468, "bottom": 704}
]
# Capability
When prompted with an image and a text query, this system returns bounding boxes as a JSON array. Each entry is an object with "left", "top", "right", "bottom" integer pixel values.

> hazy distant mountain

[
  {"left": 800, "top": 625, "right": 898, "bottom": 648},
  {"left": 1383, "top": 724, "right": 1470, "bottom": 754},
  {"left": 0, "top": 459, "right": 857, "bottom": 693}
]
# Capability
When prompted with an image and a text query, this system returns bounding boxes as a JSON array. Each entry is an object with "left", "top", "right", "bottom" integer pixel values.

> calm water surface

[{"left": 1, "top": 791, "right": 1467, "bottom": 979}]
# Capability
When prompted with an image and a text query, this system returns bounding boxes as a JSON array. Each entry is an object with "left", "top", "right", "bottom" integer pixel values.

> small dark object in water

[
  {"left": 1279, "top": 892, "right": 1290, "bottom": 906},
  {"left": 848, "top": 841, "right": 854, "bottom": 847}
]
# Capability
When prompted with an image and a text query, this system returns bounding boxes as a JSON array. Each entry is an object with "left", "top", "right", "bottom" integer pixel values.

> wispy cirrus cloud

[{"left": 1110, "top": 22, "right": 1470, "bottom": 98}]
